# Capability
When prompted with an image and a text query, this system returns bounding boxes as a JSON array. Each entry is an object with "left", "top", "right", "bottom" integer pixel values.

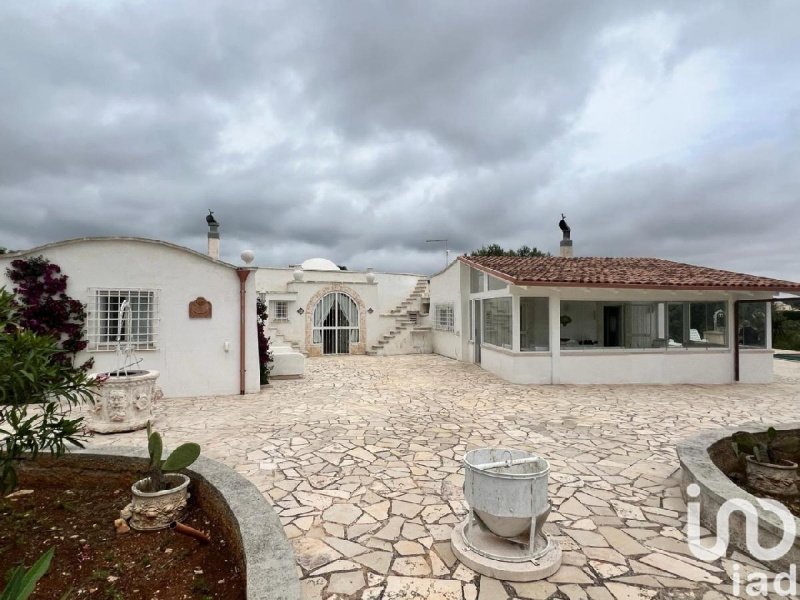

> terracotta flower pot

[
  {"left": 126, "top": 473, "right": 190, "bottom": 531},
  {"left": 744, "top": 455, "right": 799, "bottom": 496}
]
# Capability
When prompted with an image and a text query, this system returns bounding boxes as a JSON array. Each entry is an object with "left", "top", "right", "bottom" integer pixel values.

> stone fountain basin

[
  {"left": 19, "top": 447, "right": 300, "bottom": 600},
  {"left": 677, "top": 423, "right": 800, "bottom": 573},
  {"left": 89, "top": 370, "right": 159, "bottom": 433}
]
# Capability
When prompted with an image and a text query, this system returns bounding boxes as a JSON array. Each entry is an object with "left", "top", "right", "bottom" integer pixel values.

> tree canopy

[{"left": 470, "top": 244, "right": 548, "bottom": 257}]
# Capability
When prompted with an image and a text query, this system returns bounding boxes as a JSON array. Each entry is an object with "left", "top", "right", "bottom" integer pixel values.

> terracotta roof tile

[{"left": 459, "top": 255, "right": 800, "bottom": 291}]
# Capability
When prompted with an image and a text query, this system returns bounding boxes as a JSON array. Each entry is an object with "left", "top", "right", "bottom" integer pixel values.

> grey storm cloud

[{"left": 0, "top": 1, "right": 798, "bottom": 281}]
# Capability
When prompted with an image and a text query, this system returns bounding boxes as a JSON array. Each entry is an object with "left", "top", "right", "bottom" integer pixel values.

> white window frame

[
  {"left": 434, "top": 303, "right": 455, "bottom": 332},
  {"left": 271, "top": 300, "right": 289, "bottom": 321},
  {"left": 312, "top": 292, "right": 360, "bottom": 346},
  {"left": 87, "top": 288, "right": 159, "bottom": 351}
]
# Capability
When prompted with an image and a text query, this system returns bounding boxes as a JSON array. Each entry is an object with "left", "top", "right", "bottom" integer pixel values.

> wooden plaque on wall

[{"left": 189, "top": 297, "right": 212, "bottom": 319}]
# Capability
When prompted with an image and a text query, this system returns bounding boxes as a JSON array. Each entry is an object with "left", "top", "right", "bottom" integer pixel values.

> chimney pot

[
  {"left": 558, "top": 214, "right": 573, "bottom": 257},
  {"left": 207, "top": 210, "right": 220, "bottom": 260}
]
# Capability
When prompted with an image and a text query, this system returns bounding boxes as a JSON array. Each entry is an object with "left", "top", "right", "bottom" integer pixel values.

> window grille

[
  {"left": 434, "top": 303, "right": 454, "bottom": 331},
  {"left": 270, "top": 300, "right": 289, "bottom": 321},
  {"left": 87, "top": 289, "right": 159, "bottom": 351},
  {"left": 312, "top": 292, "right": 360, "bottom": 352}
]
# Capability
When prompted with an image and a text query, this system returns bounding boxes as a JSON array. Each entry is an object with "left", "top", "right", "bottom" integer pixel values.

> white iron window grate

[
  {"left": 434, "top": 303, "right": 454, "bottom": 331},
  {"left": 87, "top": 288, "right": 159, "bottom": 351},
  {"left": 271, "top": 300, "right": 289, "bottom": 321}
]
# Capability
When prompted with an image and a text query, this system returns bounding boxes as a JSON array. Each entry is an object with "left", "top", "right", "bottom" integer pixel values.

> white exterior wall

[
  {"left": 739, "top": 351, "right": 775, "bottom": 384},
  {"left": 429, "top": 261, "right": 469, "bottom": 361},
  {"left": 480, "top": 346, "right": 552, "bottom": 384},
  {"left": 255, "top": 267, "right": 423, "bottom": 354},
  {"left": 0, "top": 239, "right": 260, "bottom": 398}
]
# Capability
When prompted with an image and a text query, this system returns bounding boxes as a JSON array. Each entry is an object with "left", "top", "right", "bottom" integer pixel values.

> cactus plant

[
  {"left": 731, "top": 427, "right": 800, "bottom": 465},
  {"left": 143, "top": 421, "right": 200, "bottom": 492}
]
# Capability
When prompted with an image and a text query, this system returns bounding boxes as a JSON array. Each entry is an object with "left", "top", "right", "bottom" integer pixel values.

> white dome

[{"left": 301, "top": 257, "right": 340, "bottom": 271}]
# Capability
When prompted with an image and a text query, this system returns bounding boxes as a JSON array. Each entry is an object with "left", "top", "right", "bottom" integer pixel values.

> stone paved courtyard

[{"left": 89, "top": 355, "right": 800, "bottom": 600}]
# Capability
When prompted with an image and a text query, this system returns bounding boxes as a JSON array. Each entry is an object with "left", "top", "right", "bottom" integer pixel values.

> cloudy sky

[{"left": 0, "top": 1, "right": 798, "bottom": 280}]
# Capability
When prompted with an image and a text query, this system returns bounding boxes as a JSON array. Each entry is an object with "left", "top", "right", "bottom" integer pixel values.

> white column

[
  {"left": 549, "top": 293, "right": 561, "bottom": 384},
  {"left": 728, "top": 298, "right": 736, "bottom": 353},
  {"left": 511, "top": 293, "right": 520, "bottom": 352},
  {"left": 766, "top": 301, "right": 773, "bottom": 350},
  {"left": 657, "top": 303, "right": 666, "bottom": 338}
]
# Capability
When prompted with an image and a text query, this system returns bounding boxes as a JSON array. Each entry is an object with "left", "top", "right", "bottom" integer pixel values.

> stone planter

[
  {"left": 125, "top": 473, "right": 190, "bottom": 531},
  {"left": 745, "top": 455, "right": 799, "bottom": 496},
  {"left": 89, "top": 370, "right": 160, "bottom": 433},
  {"left": 19, "top": 448, "right": 301, "bottom": 599}
]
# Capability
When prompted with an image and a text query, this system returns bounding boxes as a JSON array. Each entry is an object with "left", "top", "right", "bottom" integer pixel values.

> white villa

[
  {"left": 2, "top": 218, "right": 798, "bottom": 395},
  {"left": 428, "top": 254, "right": 800, "bottom": 385}
]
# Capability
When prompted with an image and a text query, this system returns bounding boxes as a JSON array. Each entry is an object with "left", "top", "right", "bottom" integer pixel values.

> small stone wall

[{"left": 677, "top": 424, "right": 800, "bottom": 573}]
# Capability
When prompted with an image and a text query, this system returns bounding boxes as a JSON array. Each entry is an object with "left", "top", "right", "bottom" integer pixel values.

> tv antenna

[{"left": 426, "top": 239, "right": 450, "bottom": 268}]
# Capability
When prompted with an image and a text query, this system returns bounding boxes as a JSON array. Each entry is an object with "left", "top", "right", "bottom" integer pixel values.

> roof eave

[
  {"left": 511, "top": 280, "right": 798, "bottom": 292},
  {"left": 458, "top": 256, "right": 799, "bottom": 292}
]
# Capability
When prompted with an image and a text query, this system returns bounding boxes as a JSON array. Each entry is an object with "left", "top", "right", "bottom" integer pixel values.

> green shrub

[{"left": 0, "top": 288, "right": 95, "bottom": 494}]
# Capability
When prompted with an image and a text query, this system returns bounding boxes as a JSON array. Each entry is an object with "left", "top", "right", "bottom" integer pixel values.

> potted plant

[
  {"left": 121, "top": 423, "right": 201, "bottom": 531},
  {"left": 732, "top": 428, "right": 800, "bottom": 496}
]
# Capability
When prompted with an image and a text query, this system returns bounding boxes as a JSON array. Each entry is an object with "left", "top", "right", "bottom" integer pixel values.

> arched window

[{"left": 312, "top": 292, "right": 359, "bottom": 354}]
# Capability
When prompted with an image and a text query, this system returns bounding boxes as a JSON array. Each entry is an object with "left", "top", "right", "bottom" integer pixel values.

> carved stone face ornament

[
  {"left": 107, "top": 389, "right": 128, "bottom": 421},
  {"left": 134, "top": 392, "right": 151, "bottom": 411}
]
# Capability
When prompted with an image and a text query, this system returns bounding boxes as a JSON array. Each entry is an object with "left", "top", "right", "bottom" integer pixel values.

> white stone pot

[
  {"left": 366, "top": 268, "right": 376, "bottom": 284},
  {"left": 745, "top": 455, "right": 799, "bottom": 496},
  {"left": 293, "top": 267, "right": 304, "bottom": 281},
  {"left": 126, "top": 473, "right": 190, "bottom": 531},
  {"left": 89, "top": 370, "right": 160, "bottom": 433}
]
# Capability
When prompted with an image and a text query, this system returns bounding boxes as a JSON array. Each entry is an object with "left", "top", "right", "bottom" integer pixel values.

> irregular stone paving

[{"left": 88, "top": 355, "right": 800, "bottom": 600}]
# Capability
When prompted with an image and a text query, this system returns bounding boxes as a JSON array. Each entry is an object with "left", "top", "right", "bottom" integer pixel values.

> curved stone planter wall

[
  {"left": 677, "top": 423, "right": 800, "bottom": 573},
  {"left": 19, "top": 447, "right": 300, "bottom": 600}
]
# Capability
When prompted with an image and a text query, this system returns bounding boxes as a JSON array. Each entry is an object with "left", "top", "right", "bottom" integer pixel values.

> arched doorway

[{"left": 312, "top": 292, "right": 360, "bottom": 354}]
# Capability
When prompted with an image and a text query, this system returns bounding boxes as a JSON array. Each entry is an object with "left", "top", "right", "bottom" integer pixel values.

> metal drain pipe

[{"left": 236, "top": 268, "right": 252, "bottom": 394}]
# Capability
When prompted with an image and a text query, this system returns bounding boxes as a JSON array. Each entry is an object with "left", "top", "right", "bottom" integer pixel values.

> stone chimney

[
  {"left": 558, "top": 214, "right": 573, "bottom": 258},
  {"left": 206, "top": 210, "right": 220, "bottom": 260}
]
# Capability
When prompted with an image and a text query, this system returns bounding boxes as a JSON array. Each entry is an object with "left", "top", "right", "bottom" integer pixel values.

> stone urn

[
  {"left": 366, "top": 268, "right": 376, "bottom": 284},
  {"left": 124, "top": 473, "right": 190, "bottom": 531},
  {"left": 293, "top": 266, "right": 304, "bottom": 281},
  {"left": 745, "top": 455, "right": 799, "bottom": 496},
  {"left": 89, "top": 370, "right": 161, "bottom": 433}
]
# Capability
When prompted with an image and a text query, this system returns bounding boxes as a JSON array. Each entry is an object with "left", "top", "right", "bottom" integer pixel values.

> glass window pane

[
  {"left": 687, "top": 301, "right": 727, "bottom": 347},
  {"left": 739, "top": 302, "right": 767, "bottom": 348},
  {"left": 470, "top": 268, "right": 483, "bottom": 293},
  {"left": 488, "top": 276, "right": 506, "bottom": 291},
  {"left": 520, "top": 297, "right": 549, "bottom": 350},
  {"left": 483, "top": 297, "right": 511, "bottom": 349},
  {"left": 668, "top": 303, "right": 685, "bottom": 346}
]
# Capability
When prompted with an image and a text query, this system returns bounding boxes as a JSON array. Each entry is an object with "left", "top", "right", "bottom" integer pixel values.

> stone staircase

[
  {"left": 367, "top": 278, "right": 430, "bottom": 356},
  {"left": 267, "top": 326, "right": 306, "bottom": 377},
  {"left": 387, "top": 278, "right": 429, "bottom": 315},
  {"left": 268, "top": 326, "right": 306, "bottom": 356}
]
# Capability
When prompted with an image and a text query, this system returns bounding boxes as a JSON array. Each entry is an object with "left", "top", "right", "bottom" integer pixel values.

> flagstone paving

[{"left": 88, "top": 355, "right": 800, "bottom": 599}]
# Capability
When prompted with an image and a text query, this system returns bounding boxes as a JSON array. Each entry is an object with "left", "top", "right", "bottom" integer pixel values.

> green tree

[
  {"left": 0, "top": 288, "right": 96, "bottom": 494},
  {"left": 471, "top": 244, "right": 548, "bottom": 257}
]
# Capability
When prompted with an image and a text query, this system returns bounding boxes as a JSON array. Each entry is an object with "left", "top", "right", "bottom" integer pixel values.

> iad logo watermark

[{"left": 686, "top": 483, "right": 797, "bottom": 597}]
